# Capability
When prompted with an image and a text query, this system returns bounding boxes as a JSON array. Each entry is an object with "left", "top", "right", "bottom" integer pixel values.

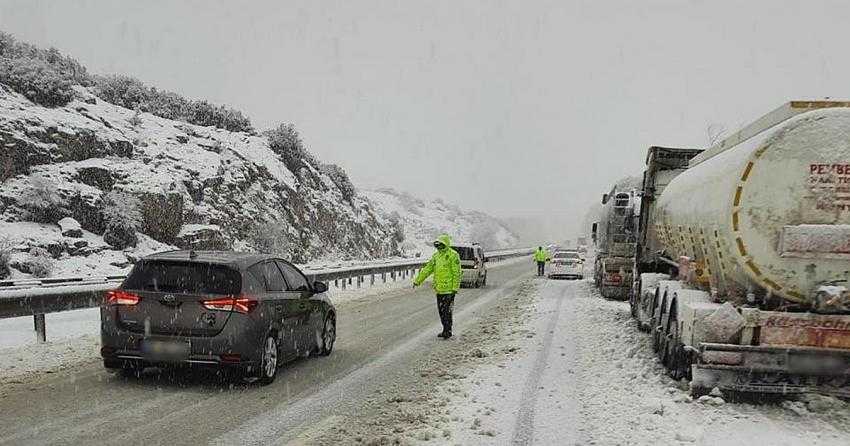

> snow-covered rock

[
  {"left": 364, "top": 188, "right": 518, "bottom": 256},
  {"left": 175, "top": 224, "right": 228, "bottom": 250},
  {"left": 57, "top": 217, "right": 82, "bottom": 238}
]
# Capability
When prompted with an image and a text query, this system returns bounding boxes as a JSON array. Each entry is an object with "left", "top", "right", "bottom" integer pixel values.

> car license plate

[{"left": 141, "top": 339, "right": 190, "bottom": 362}]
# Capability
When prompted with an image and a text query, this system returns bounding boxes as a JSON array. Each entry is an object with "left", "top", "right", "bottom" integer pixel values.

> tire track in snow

[
  {"left": 214, "top": 274, "right": 531, "bottom": 445},
  {"left": 511, "top": 279, "right": 565, "bottom": 446}
]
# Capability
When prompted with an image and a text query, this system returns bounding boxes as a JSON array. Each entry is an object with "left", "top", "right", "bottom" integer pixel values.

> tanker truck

[
  {"left": 631, "top": 101, "right": 850, "bottom": 397},
  {"left": 592, "top": 186, "right": 639, "bottom": 299}
]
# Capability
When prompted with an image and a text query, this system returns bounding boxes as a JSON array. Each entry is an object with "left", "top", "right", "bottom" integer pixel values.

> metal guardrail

[{"left": 0, "top": 248, "right": 533, "bottom": 342}]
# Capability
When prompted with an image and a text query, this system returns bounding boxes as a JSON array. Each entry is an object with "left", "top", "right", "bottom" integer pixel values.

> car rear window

[
  {"left": 452, "top": 246, "right": 476, "bottom": 260},
  {"left": 554, "top": 252, "right": 580, "bottom": 259},
  {"left": 124, "top": 260, "right": 241, "bottom": 295}
]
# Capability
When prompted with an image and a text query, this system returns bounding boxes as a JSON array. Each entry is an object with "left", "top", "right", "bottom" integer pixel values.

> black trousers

[
  {"left": 537, "top": 261, "right": 545, "bottom": 276},
  {"left": 436, "top": 293, "right": 455, "bottom": 333}
]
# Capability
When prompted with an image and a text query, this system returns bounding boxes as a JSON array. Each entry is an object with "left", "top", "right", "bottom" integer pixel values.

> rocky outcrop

[
  {"left": 0, "top": 84, "right": 401, "bottom": 269},
  {"left": 175, "top": 224, "right": 229, "bottom": 250}
]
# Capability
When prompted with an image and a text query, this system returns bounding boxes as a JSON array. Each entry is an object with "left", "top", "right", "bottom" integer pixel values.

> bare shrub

[
  {"left": 0, "top": 236, "right": 13, "bottom": 279},
  {"left": 93, "top": 75, "right": 254, "bottom": 133},
  {"left": 21, "top": 175, "right": 67, "bottom": 223},
  {"left": 26, "top": 247, "right": 53, "bottom": 278}
]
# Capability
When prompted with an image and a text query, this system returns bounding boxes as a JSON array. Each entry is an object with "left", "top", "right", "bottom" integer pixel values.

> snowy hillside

[
  {"left": 0, "top": 84, "right": 401, "bottom": 279},
  {"left": 365, "top": 188, "right": 518, "bottom": 256}
]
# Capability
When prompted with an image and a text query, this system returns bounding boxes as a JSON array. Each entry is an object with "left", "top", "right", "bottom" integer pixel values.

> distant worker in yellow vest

[
  {"left": 413, "top": 234, "right": 462, "bottom": 339},
  {"left": 533, "top": 246, "right": 550, "bottom": 277}
]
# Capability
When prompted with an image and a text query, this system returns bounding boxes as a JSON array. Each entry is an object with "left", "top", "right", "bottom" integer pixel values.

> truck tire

[
  {"left": 662, "top": 302, "right": 691, "bottom": 381},
  {"left": 629, "top": 277, "right": 640, "bottom": 319},
  {"left": 652, "top": 292, "right": 669, "bottom": 354}
]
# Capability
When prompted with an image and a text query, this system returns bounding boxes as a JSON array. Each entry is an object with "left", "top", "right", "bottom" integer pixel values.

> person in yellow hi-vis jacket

[
  {"left": 413, "top": 234, "right": 462, "bottom": 339},
  {"left": 533, "top": 246, "right": 550, "bottom": 277}
]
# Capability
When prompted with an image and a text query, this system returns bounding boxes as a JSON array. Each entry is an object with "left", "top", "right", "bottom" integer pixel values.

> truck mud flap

[{"left": 600, "top": 286, "right": 629, "bottom": 301}]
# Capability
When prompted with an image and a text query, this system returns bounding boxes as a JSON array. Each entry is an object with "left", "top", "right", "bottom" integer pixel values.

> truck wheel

[
  {"left": 668, "top": 317, "right": 692, "bottom": 380},
  {"left": 629, "top": 279, "right": 639, "bottom": 318},
  {"left": 662, "top": 304, "right": 689, "bottom": 380},
  {"left": 652, "top": 294, "right": 668, "bottom": 354}
]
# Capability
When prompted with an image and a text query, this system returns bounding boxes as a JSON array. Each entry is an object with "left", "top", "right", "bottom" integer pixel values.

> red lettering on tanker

[
  {"left": 762, "top": 315, "right": 850, "bottom": 348},
  {"left": 808, "top": 163, "right": 850, "bottom": 210},
  {"left": 764, "top": 315, "right": 850, "bottom": 331}
]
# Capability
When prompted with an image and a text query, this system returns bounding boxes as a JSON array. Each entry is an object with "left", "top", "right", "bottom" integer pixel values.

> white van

[{"left": 452, "top": 243, "right": 488, "bottom": 288}]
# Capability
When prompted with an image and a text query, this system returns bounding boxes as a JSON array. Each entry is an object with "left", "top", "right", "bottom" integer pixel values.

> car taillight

[
  {"left": 105, "top": 289, "right": 140, "bottom": 306},
  {"left": 202, "top": 295, "right": 258, "bottom": 314}
]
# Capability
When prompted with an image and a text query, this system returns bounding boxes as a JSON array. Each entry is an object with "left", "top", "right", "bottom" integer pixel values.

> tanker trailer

[
  {"left": 593, "top": 186, "right": 638, "bottom": 299},
  {"left": 632, "top": 101, "right": 850, "bottom": 397}
]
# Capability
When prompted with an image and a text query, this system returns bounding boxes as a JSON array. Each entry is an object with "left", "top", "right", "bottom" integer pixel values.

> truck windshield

[
  {"left": 452, "top": 246, "right": 476, "bottom": 260},
  {"left": 124, "top": 261, "right": 241, "bottom": 295}
]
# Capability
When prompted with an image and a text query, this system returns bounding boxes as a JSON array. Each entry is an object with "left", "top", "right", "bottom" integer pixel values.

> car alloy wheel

[
  {"left": 258, "top": 335, "right": 278, "bottom": 385},
  {"left": 320, "top": 316, "right": 336, "bottom": 356}
]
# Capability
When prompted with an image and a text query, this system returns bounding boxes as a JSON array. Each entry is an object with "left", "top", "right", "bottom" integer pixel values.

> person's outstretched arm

[{"left": 413, "top": 257, "right": 435, "bottom": 287}]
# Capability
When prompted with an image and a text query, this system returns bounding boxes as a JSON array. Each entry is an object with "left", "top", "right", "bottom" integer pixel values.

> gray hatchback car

[{"left": 100, "top": 251, "right": 336, "bottom": 384}]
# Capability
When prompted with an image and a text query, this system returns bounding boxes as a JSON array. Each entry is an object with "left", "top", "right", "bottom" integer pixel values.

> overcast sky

[{"left": 1, "top": 0, "right": 848, "bottom": 239}]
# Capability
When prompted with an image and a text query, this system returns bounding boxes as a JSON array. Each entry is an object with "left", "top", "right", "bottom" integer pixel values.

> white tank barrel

[{"left": 655, "top": 105, "right": 850, "bottom": 306}]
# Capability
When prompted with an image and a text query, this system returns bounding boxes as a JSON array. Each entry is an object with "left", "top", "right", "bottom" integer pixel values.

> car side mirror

[{"left": 313, "top": 281, "right": 328, "bottom": 293}]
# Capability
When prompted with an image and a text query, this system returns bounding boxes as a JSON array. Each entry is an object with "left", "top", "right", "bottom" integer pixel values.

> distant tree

[
  {"left": 321, "top": 163, "right": 357, "bottom": 202},
  {"left": 265, "top": 123, "right": 318, "bottom": 171},
  {"left": 0, "top": 31, "right": 254, "bottom": 131},
  {"left": 92, "top": 74, "right": 148, "bottom": 109},
  {"left": 0, "top": 57, "right": 75, "bottom": 106}
]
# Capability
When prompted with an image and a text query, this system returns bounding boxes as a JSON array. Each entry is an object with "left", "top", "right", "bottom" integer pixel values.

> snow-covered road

[
  {"left": 2, "top": 264, "right": 849, "bottom": 445},
  {"left": 306, "top": 277, "right": 850, "bottom": 445}
]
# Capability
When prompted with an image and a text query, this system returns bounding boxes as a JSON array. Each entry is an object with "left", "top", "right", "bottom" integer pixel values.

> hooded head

[
  {"left": 538, "top": 246, "right": 543, "bottom": 250},
  {"left": 434, "top": 234, "right": 452, "bottom": 251}
]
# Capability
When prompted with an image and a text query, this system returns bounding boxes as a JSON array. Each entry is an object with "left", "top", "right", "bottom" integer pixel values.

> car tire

[
  {"left": 319, "top": 315, "right": 336, "bottom": 356},
  {"left": 117, "top": 360, "right": 144, "bottom": 378},
  {"left": 481, "top": 274, "right": 487, "bottom": 287},
  {"left": 256, "top": 335, "right": 279, "bottom": 385}
]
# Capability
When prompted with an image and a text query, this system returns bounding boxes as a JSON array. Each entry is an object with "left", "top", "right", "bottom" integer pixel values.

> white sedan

[{"left": 548, "top": 251, "right": 584, "bottom": 279}]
